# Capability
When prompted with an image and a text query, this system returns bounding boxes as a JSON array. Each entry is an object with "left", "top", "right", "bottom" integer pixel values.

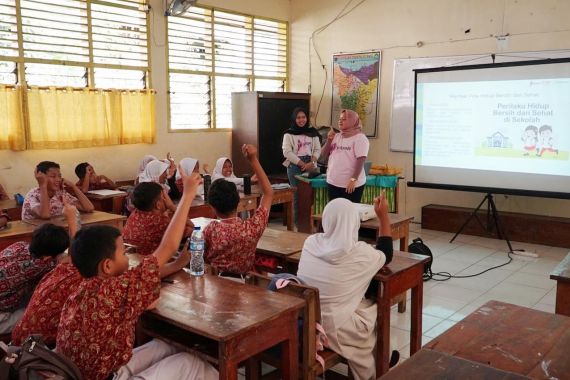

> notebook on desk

[{"left": 87, "top": 189, "right": 126, "bottom": 196}]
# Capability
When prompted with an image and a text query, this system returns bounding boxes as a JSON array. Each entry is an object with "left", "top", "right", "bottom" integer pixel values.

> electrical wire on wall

[
  {"left": 307, "top": 0, "right": 570, "bottom": 128},
  {"left": 308, "top": 0, "right": 369, "bottom": 127}
]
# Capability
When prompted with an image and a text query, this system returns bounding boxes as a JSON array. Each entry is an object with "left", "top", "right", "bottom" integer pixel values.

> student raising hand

[
  {"left": 34, "top": 169, "right": 47, "bottom": 188},
  {"left": 62, "top": 197, "right": 79, "bottom": 239},
  {"left": 178, "top": 164, "right": 203, "bottom": 194},
  {"left": 241, "top": 143, "right": 258, "bottom": 160},
  {"left": 374, "top": 192, "right": 391, "bottom": 239}
]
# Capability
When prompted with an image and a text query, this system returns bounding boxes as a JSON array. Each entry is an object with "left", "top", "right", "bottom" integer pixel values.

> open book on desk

[{"left": 87, "top": 189, "right": 126, "bottom": 197}]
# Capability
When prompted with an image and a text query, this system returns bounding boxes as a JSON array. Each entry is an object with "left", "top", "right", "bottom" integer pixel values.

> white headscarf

[
  {"left": 176, "top": 157, "right": 198, "bottom": 180},
  {"left": 212, "top": 157, "right": 236, "bottom": 181},
  {"left": 176, "top": 157, "right": 204, "bottom": 198},
  {"left": 137, "top": 155, "right": 157, "bottom": 177},
  {"left": 298, "top": 198, "right": 385, "bottom": 336},
  {"left": 211, "top": 157, "right": 245, "bottom": 188},
  {"left": 138, "top": 159, "right": 169, "bottom": 188}
]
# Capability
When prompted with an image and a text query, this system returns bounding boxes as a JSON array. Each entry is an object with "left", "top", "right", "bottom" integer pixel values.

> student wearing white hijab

[
  {"left": 297, "top": 196, "right": 394, "bottom": 380},
  {"left": 135, "top": 155, "right": 158, "bottom": 185},
  {"left": 212, "top": 157, "right": 257, "bottom": 190},
  {"left": 138, "top": 159, "right": 176, "bottom": 212}
]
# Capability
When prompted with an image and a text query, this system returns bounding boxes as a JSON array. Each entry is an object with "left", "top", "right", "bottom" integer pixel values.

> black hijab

[{"left": 284, "top": 107, "right": 320, "bottom": 137}]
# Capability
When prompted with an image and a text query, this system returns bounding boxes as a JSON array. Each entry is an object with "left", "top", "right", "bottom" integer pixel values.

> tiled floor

[
  {"left": 243, "top": 220, "right": 566, "bottom": 377},
  {"left": 392, "top": 222, "right": 563, "bottom": 363}
]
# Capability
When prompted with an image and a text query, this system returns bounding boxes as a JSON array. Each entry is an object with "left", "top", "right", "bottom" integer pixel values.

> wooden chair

[{"left": 245, "top": 273, "right": 346, "bottom": 380}]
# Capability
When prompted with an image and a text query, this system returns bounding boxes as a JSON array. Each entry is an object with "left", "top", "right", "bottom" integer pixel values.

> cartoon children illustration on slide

[
  {"left": 521, "top": 125, "right": 538, "bottom": 156},
  {"left": 537, "top": 125, "right": 559, "bottom": 156}
]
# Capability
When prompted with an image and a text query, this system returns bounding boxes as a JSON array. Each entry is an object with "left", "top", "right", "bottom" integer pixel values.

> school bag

[
  {"left": 408, "top": 237, "right": 433, "bottom": 281},
  {"left": 0, "top": 335, "right": 83, "bottom": 380}
]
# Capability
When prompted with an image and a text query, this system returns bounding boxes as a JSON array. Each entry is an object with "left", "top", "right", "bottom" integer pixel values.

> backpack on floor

[
  {"left": 408, "top": 237, "right": 433, "bottom": 281},
  {"left": 0, "top": 335, "right": 83, "bottom": 380}
]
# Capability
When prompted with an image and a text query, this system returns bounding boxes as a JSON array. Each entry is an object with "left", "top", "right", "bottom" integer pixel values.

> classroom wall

[
  {"left": 0, "top": 0, "right": 290, "bottom": 195},
  {"left": 289, "top": 0, "right": 570, "bottom": 221}
]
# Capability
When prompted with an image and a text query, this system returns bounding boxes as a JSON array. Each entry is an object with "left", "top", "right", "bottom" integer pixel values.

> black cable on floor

[{"left": 426, "top": 249, "right": 524, "bottom": 282}]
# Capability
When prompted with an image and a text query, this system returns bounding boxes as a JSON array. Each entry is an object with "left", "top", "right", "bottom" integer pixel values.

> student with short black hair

[
  {"left": 123, "top": 182, "right": 193, "bottom": 256},
  {"left": 12, "top": 209, "right": 189, "bottom": 347},
  {"left": 22, "top": 161, "right": 94, "bottom": 220},
  {"left": 203, "top": 144, "right": 273, "bottom": 276},
  {"left": 74, "top": 162, "right": 117, "bottom": 193},
  {"left": 0, "top": 201, "right": 78, "bottom": 335},
  {"left": 57, "top": 169, "right": 217, "bottom": 380}
]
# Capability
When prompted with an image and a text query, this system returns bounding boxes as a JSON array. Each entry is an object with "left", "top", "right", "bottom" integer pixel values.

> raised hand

[
  {"left": 178, "top": 164, "right": 203, "bottom": 194},
  {"left": 241, "top": 144, "right": 258, "bottom": 161},
  {"left": 62, "top": 196, "right": 78, "bottom": 220},
  {"left": 373, "top": 192, "right": 389, "bottom": 218},
  {"left": 35, "top": 169, "right": 47, "bottom": 187},
  {"left": 62, "top": 178, "right": 75, "bottom": 190},
  {"left": 327, "top": 128, "right": 336, "bottom": 141}
]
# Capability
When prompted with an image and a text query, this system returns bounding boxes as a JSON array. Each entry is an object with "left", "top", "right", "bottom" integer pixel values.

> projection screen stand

[{"left": 450, "top": 193, "right": 514, "bottom": 253}]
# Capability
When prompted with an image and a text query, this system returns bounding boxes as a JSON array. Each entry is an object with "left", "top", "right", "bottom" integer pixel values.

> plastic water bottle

[{"left": 189, "top": 226, "right": 204, "bottom": 276}]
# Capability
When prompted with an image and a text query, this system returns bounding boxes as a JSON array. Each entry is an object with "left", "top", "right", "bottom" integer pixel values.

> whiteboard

[{"left": 389, "top": 50, "right": 570, "bottom": 153}]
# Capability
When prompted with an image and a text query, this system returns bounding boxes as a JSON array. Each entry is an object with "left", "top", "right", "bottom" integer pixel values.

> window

[
  {"left": 0, "top": 0, "right": 153, "bottom": 151},
  {"left": 167, "top": 6, "right": 287, "bottom": 130},
  {"left": 0, "top": 0, "right": 149, "bottom": 88}
]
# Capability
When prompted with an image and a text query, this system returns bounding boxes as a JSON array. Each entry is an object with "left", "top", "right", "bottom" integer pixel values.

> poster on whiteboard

[{"left": 331, "top": 51, "right": 381, "bottom": 137}]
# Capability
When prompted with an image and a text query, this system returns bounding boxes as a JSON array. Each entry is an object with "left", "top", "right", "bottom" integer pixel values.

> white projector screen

[{"left": 411, "top": 58, "right": 570, "bottom": 198}]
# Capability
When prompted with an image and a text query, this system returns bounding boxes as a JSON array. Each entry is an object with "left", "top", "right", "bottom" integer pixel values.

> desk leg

[
  {"left": 555, "top": 282, "right": 570, "bottom": 317},
  {"left": 218, "top": 344, "right": 238, "bottom": 380},
  {"left": 400, "top": 223, "right": 410, "bottom": 252},
  {"left": 112, "top": 197, "right": 124, "bottom": 214},
  {"left": 285, "top": 200, "right": 293, "bottom": 231},
  {"left": 410, "top": 281, "right": 423, "bottom": 356},
  {"left": 280, "top": 312, "right": 299, "bottom": 380},
  {"left": 376, "top": 281, "right": 391, "bottom": 376}
]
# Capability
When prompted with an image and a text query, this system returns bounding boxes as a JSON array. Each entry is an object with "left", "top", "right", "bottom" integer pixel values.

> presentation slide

[{"left": 414, "top": 59, "right": 570, "bottom": 196}]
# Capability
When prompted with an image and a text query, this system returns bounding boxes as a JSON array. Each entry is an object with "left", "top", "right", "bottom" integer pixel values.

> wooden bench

[
  {"left": 245, "top": 273, "right": 345, "bottom": 380},
  {"left": 550, "top": 252, "right": 570, "bottom": 316}
]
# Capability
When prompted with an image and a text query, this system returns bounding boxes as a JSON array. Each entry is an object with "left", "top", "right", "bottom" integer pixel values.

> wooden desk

[
  {"left": 550, "top": 252, "right": 570, "bottom": 316},
  {"left": 0, "top": 199, "right": 22, "bottom": 220},
  {"left": 253, "top": 186, "right": 295, "bottom": 231},
  {"left": 141, "top": 272, "right": 304, "bottom": 380},
  {"left": 285, "top": 250, "right": 427, "bottom": 377},
  {"left": 24, "top": 211, "right": 125, "bottom": 231},
  {"left": 85, "top": 191, "right": 128, "bottom": 214},
  {"left": 188, "top": 193, "right": 260, "bottom": 219},
  {"left": 425, "top": 300, "right": 570, "bottom": 379},
  {"left": 378, "top": 349, "right": 531, "bottom": 380},
  {"left": 256, "top": 228, "right": 310, "bottom": 258},
  {"left": 0, "top": 211, "right": 126, "bottom": 250},
  {"left": 0, "top": 221, "right": 36, "bottom": 250},
  {"left": 313, "top": 213, "right": 414, "bottom": 251},
  {"left": 375, "top": 251, "right": 428, "bottom": 376}
]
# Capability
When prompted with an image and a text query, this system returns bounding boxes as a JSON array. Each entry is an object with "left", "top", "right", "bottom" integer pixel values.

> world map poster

[{"left": 332, "top": 51, "right": 381, "bottom": 137}]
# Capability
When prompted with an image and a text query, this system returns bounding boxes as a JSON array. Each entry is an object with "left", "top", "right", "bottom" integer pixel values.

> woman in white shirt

[{"left": 282, "top": 107, "right": 321, "bottom": 224}]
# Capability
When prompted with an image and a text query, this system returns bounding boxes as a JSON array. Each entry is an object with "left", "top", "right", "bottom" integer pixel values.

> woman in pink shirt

[{"left": 320, "top": 109, "right": 369, "bottom": 203}]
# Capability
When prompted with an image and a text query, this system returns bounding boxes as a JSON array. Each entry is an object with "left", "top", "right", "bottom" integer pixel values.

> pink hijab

[{"left": 340, "top": 109, "right": 363, "bottom": 138}]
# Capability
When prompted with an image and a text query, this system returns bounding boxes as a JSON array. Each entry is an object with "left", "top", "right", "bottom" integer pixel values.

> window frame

[
  {"left": 165, "top": 4, "right": 288, "bottom": 133},
  {"left": 0, "top": 0, "right": 151, "bottom": 89}
]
